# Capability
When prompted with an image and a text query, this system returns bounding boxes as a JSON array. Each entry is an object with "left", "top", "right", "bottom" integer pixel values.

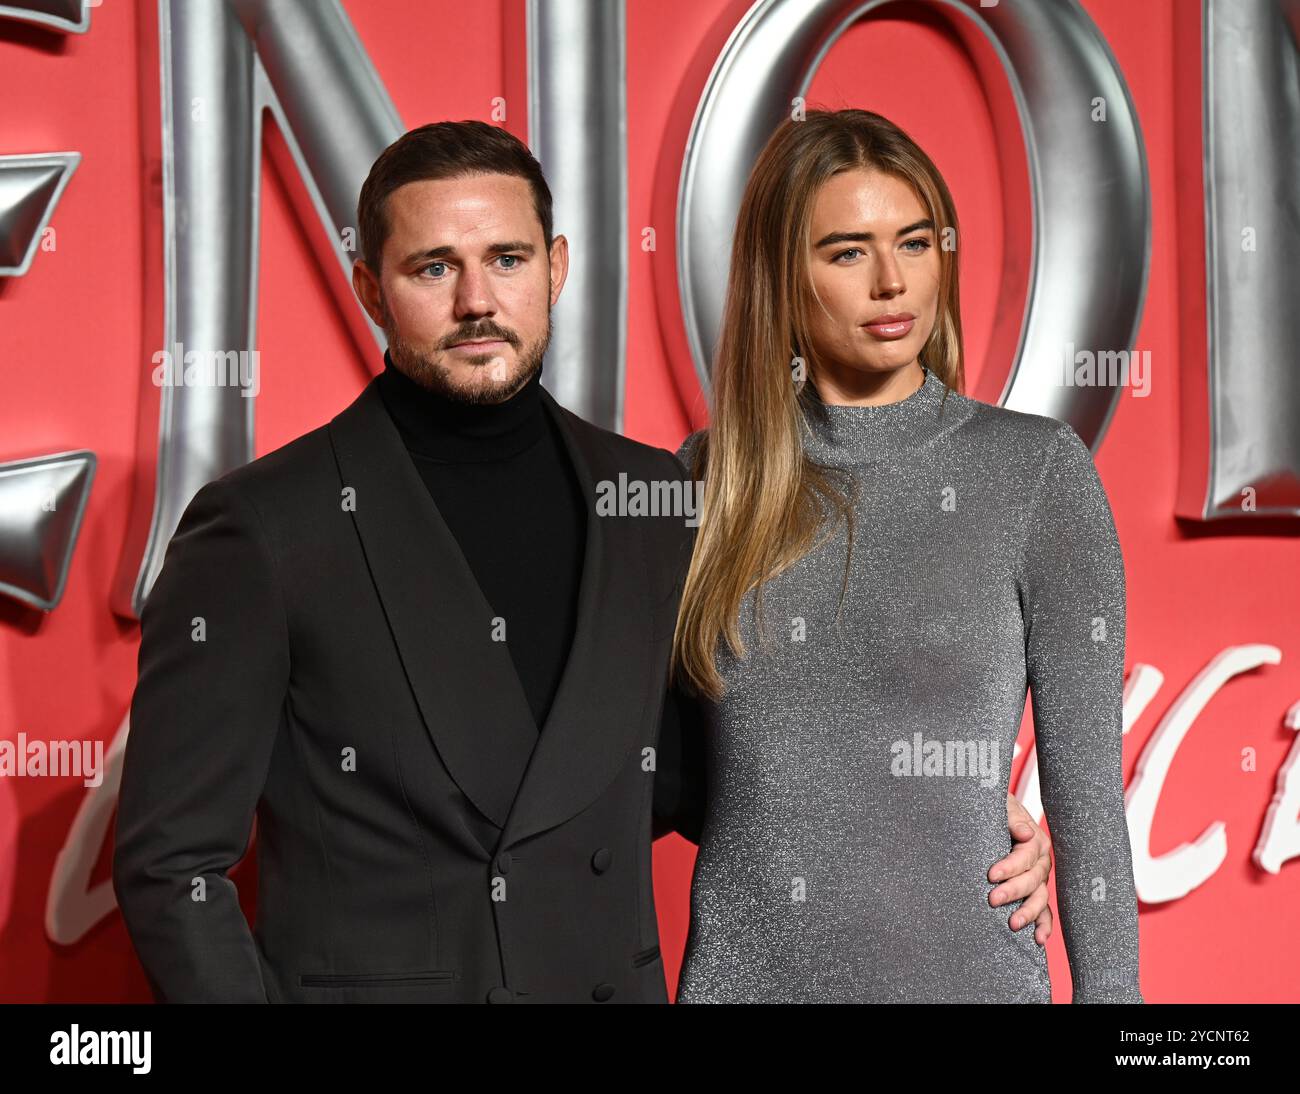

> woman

[{"left": 671, "top": 109, "right": 1142, "bottom": 1003}]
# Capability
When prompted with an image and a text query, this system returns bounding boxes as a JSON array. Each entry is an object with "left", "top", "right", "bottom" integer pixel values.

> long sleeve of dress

[{"left": 1018, "top": 423, "right": 1143, "bottom": 1003}]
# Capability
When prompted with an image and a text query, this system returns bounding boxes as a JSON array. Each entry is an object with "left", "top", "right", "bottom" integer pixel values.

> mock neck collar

[
  {"left": 376, "top": 349, "right": 545, "bottom": 463},
  {"left": 800, "top": 365, "right": 966, "bottom": 467}
]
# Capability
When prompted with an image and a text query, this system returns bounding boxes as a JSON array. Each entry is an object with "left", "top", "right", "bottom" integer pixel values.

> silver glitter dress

[{"left": 673, "top": 367, "right": 1143, "bottom": 1003}]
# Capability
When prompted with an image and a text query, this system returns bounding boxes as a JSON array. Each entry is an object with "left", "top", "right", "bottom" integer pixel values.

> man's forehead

[
  {"left": 389, "top": 174, "right": 530, "bottom": 215},
  {"left": 385, "top": 176, "right": 536, "bottom": 244}
]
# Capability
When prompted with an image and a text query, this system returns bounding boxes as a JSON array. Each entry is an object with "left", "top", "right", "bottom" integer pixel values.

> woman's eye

[
  {"left": 833, "top": 248, "right": 862, "bottom": 263},
  {"left": 902, "top": 238, "right": 931, "bottom": 253}
]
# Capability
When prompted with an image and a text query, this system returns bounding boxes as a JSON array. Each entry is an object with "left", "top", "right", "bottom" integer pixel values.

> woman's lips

[{"left": 862, "top": 317, "right": 914, "bottom": 340}]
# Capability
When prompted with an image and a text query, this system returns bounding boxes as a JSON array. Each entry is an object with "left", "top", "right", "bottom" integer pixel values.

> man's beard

[{"left": 382, "top": 299, "right": 551, "bottom": 407}]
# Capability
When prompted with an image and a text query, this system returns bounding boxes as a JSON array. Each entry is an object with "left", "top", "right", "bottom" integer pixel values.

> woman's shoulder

[
  {"left": 674, "top": 428, "right": 709, "bottom": 477},
  {"left": 954, "top": 397, "right": 1085, "bottom": 468}
]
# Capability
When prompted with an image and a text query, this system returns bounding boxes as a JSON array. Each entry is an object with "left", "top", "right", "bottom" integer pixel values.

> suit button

[
  {"left": 487, "top": 987, "right": 513, "bottom": 1003},
  {"left": 496, "top": 852, "right": 512, "bottom": 874},
  {"left": 591, "top": 848, "right": 613, "bottom": 874},
  {"left": 592, "top": 983, "right": 615, "bottom": 1002}
]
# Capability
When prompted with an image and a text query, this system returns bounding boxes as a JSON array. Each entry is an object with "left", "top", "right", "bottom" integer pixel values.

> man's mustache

[{"left": 441, "top": 324, "right": 519, "bottom": 349}]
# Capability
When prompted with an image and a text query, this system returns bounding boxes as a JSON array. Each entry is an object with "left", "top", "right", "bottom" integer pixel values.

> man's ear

[
  {"left": 352, "top": 260, "right": 384, "bottom": 327},
  {"left": 547, "top": 234, "right": 569, "bottom": 308}
]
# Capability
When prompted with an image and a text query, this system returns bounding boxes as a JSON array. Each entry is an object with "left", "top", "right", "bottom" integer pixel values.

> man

[{"left": 112, "top": 121, "right": 1055, "bottom": 1003}]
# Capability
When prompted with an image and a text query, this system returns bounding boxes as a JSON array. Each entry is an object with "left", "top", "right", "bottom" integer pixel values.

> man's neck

[{"left": 376, "top": 350, "right": 545, "bottom": 463}]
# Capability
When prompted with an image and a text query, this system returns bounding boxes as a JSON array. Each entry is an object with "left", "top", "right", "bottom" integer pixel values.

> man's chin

[
  {"left": 387, "top": 334, "right": 546, "bottom": 406},
  {"left": 454, "top": 372, "right": 528, "bottom": 405},
  {"left": 433, "top": 358, "right": 538, "bottom": 406}
]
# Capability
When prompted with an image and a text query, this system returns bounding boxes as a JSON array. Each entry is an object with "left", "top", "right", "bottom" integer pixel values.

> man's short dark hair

[{"left": 356, "top": 120, "right": 554, "bottom": 273}]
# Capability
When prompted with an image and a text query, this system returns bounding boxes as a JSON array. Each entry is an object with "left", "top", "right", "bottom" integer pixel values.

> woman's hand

[{"left": 989, "top": 793, "right": 1055, "bottom": 945}]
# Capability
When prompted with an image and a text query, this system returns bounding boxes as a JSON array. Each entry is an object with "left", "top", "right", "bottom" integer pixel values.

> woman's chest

[{"left": 719, "top": 465, "right": 1032, "bottom": 699}]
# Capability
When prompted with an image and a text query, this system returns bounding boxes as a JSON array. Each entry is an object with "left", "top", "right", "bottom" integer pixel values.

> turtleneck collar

[
  {"left": 800, "top": 365, "right": 968, "bottom": 467},
  {"left": 376, "top": 348, "right": 545, "bottom": 463}
]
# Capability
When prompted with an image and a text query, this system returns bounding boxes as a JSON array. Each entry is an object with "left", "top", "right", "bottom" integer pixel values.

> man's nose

[{"left": 454, "top": 264, "right": 497, "bottom": 318}]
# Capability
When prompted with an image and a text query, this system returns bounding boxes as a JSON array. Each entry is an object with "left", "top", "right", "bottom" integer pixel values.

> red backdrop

[{"left": 0, "top": 0, "right": 1296, "bottom": 1002}]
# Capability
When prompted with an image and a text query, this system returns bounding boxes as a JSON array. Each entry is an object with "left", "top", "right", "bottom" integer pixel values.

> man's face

[{"left": 353, "top": 172, "right": 567, "bottom": 404}]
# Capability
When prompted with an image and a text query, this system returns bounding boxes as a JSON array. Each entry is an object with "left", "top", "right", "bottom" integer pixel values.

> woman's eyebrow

[{"left": 813, "top": 219, "right": 935, "bottom": 247}]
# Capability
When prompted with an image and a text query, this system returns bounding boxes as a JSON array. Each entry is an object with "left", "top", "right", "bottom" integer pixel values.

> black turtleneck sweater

[{"left": 375, "top": 351, "right": 586, "bottom": 733}]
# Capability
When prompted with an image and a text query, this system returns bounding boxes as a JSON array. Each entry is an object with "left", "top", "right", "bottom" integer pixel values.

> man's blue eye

[
  {"left": 423, "top": 262, "right": 447, "bottom": 278},
  {"left": 497, "top": 255, "right": 519, "bottom": 269}
]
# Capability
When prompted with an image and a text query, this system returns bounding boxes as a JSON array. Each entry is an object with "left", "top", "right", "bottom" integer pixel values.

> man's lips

[{"left": 449, "top": 338, "right": 509, "bottom": 350}]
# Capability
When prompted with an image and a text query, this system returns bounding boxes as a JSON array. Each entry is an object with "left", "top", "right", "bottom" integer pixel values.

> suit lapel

[
  {"left": 327, "top": 377, "right": 654, "bottom": 854},
  {"left": 500, "top": 387, "right": 653, "bottom": 850},
  {"left": 328, "top": 378, "right": 537, "bottom": 837}
]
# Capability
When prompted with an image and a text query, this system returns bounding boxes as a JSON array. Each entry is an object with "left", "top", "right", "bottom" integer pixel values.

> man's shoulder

[
  {"left": 555, "top": 403, "right": 687, "bottom": 481},
  {"left": 557, "top": 407, "right": 700, "bottom": 562},
  {"left": 211, "top": 419, "right": 337, "bottom": 510}
]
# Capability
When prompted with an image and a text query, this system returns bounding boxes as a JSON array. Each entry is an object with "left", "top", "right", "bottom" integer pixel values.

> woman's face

[{"left": 803, "top": 167, "right": 941, "bottom": 396}]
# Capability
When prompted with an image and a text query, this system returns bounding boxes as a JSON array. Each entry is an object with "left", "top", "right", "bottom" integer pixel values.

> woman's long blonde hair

[{"left": 671, "top": 109, "right": 966, "bottom": 701}]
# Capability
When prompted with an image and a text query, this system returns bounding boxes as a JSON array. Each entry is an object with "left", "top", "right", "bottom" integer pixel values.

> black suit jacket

[{"left": 112, "top": 375, "right": 705, "bottom": 1003}]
